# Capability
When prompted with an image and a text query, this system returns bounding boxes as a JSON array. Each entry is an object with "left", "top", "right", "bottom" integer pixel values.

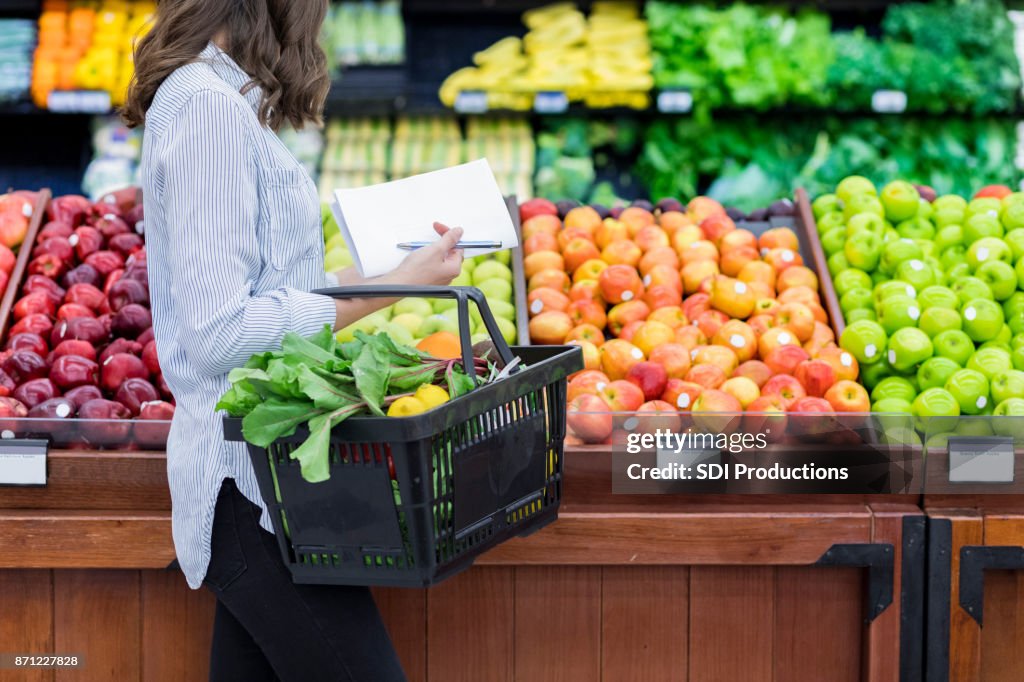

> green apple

[
  {"left": 952, "top": 276, "right": 994, "bottom": 305},
  {"left": 945, "top": 368, "right": 990, "bottom": 415},
  {"left": 1007, "top": 297, "right": 1024, "bottom": 335},
  {"left": 992, "top": 398, "right": 1024, "bottom": 439},
  {"left": 840, "top": 288, "right": 874, "bottom": 316},
  {"left": 882, "top": 427, "right": 923, "bottom": 449},
  {"left": 925, "top": 432, "right": 955, "bottom": 451},
  {"left": 476, "top": 279, "right": 512, "bottom": 301},
  {"left": 1004, "top": 228, "right": 1024, "bottom": 261},
  {"left": 846, "top": 308, "right": 877, "bottom": 323},
  {"left": 845, "top": 211, "right": 886, "bottom": 238},
  {"left": 1017, "top": 255, "right": 1024, "bottom": 291},
  {"left": 1001, "top": 202, "right": 1024, "bottom": 232},
  {"left": 955, "top": 419, "right": 994, "bottom": 437},
  {"left": 419, "top": 313, "right": 459, "bottom": 337},
  {"left": 394, "top": 298, "right": 435, "bottom": 318},
  {"left": 845, "top": 232, "right": 884, "bottom": 271},
  {"left": 917, "top": 356, "right": 960, "bottom": 391},
  {"left": 828, "top": 252, "right": 850, "bottom": 276},
  {"left": 896, "top": 216, "right": 936, "bottom": 241},
  {"left": 390, "top": 313, "right": 424, "bottom": 336},
  {"left": 935, "top": 194, "right": 968, "bottom": 213},
  {"left": 460, "top": 259, "right": 476, "bottom": 274},
  {"left": 813, "top": 193, "right": 843, "bottom": 219},
  {"left": 432, "top": 297, "right": 457, "bottom": 314},
  {"left": 967, "top": 347, "right": 1014, "bottom": 380},
  {"left": 874, "top": 281, "right": 917, "bottom": 306},
  {"left": 918, "top": 198, "right": 934, "bottom": 221},
  {"left": 470, "top": 332, "right": 490, "bottom": 345},
  {"left": 834, "top": 268, "right": 873, "bottom": 297},
  {"left": 884, "top": 228, "right": 900, "bottom": 243},
  {"left": 871, "top": 269, "right": 889, "bottom": 286},
  {"left": 961, "top": 298, "right": 1005, "bottom": 343},
  {"left": 840, "top": 319, "right": 888, "bottom": 365},
  {"left": 967, "top": 237, "right": 1013, "bottom": 269},
  {"left": 486, "top": 299, "right": 516, "bottom": 321},
  {"left": 888, "top": 327, "right": 933, "bottom": 371},
  {"left": 895, "top": 258, "right": 937, "bottom": 291},
  {"left": 872, "top": 397, "right": 913, "bottom": 414},
  {"left": 821, "top": 227, "right": 848, "bottom": 257},
  {"left": 991, "top": 370, "right": 1024, "bottom": 405},
  {"left": 877, "top": 295, "right": 921, "bottom": 336},
  {"left": 817, "top": 211, "right": 847, "bottom": 237},
  {"left": 860, "top": 360, "right": 895, "bottom": 390},
  {"left": 1002, "top": 192, "right": 1024, "bottom": 209},
  {"left": 451, "top": 271, "right": 473, "bottom": 287},
  {"left": 963, "top": 213, "right": 1004, "bottom": 244},
  {"left": 917, "top": 285, "right": 959, "bottom": 311},
  {"left": 837, "top": 175, "right": 877, "bottom": 204},
  {"left": 934, "top": 225, "right": 964, "bottom": 253},
  {"left": 493, "top": 250, "right": 512, "bottom": 266},
  {"left": 871, "top": 376, "right": 918, "bottom": 403},
  {"left": 844, "top": 195, "right": 885, "bottom": 222},
  {"left": 915, "top": 239, "right": 937, "bottom": 259},
  {"left": 472, "top": 261, "right": 512, "bottom": 285},
  {"left": 1013, "top": 332, "right": 1024, "bottom": 350},
  {"left": 382, "top": 321, "right": 415, "bottom": 347},
  {"left": 966, "top": 197, "right": 1002, "bottom": 220},
  {"left": 942, "top": 255, "right": 969, "bottom": 278},
  {"left": 919, "top": 307, "right": 963, "bottom": 338},
  {"left": 933, "top": 329, "right": 975, "bottom": 366},
  {"left": 880, "top": 181, "right": 920, "bottom": 222},
  {"left": 880, "top": 239, "right": 924, "bottom": 275},
  {"left": 494, "top": 316, "right": 517, "bottom": 345},
  {"left": 976, "top": 260, "right": 1017, "bottom": 301},
  {"left": 336, "top": 311, "right": 390, "bottom": 342},
  {"left": 912, "top": 387, "right": 961, "bottom": 432},
  {"left": 934, "top": 207, "right": 966, "bottom": 229}
]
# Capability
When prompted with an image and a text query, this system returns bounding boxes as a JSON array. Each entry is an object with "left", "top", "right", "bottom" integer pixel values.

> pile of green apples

[
  {"left": 812, "top": 177, "right": 1024, "bottom": 440},
  {"left": 322, "top": 206, "right": 518, "bottom": 346}
]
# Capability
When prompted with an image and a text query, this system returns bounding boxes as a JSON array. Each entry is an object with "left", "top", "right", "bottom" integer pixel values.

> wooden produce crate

[{"left": 0, "top": 188, "right": 50, "bottom": 340}]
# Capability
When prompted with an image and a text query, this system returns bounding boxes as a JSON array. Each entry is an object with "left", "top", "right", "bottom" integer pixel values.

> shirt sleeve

[{"left": 158, "top": 90, "right": 337, "bottom": 378}]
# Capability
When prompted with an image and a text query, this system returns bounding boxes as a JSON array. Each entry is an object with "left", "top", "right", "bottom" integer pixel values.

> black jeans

[{"left": 202, "top": 478, "right": 407, "bottom": 682}]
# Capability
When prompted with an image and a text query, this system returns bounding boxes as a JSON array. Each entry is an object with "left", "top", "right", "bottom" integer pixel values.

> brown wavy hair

[{"left": 122, "top": 0, "right": 330, "bottom": 131}]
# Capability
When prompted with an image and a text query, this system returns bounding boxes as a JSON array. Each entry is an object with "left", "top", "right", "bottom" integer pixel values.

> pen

[{"left": 396, "top": 240, "right": 503, "bottom": 251}]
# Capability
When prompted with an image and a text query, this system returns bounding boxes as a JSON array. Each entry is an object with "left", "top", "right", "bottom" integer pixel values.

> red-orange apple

[
  {"left": 618, "top": 320, "right": 644, "bottom": 343},
  {"left": 793, "top": 359, "right": 837, "bottom": 398},
  {"left": 564, "top": 323, "right": 605, "bottom": 346},
  {"left": 607, "top": 300, "right": 651, "bottom": 337},
  {"left": 693, "top": 344, "right": 739, "bottom": 375},
  {"left": 674, "top": 325, "right": 707, "bottom": 351},
  {"left": 638, "top": 246, "right": 679, "bottom": 275},
  {"left": 556, "top": 226, "right": 592, "bottom": 251},
  {"left": 721, "top": 376, "right": 760, "bottom": 408},
  {"left": 661, "top": 379, "right": 703, "bottom": 411},
  {"left": 632, "top": 321, "right": 676, "bottom": 356},
  {"left": 522, "top": 214, "right": 562, "bottom": 239},
  {"left": 634, "top": 226, "right": 670, "bottom": 252},
  {"left": 568, "top": 394, "right": 614, "bottom": 443},
  {"left": 776, "top": 265, "right": 818, "bottom": 294},
  {"left": 695, "top": 309, "right": 730, "bottom": 341},
  {"left": 601, "top": 240, "right": 643, "bottom": 268},
  {"left": 738, "top": 260, "right": 776, "bottom": 289},
  {"left": 720, "top": 246, "right": 759, "bottom": 277},
  {"left": 824, "top": 380, "right": 870, "bottom": 413},
  {"left": 564, "top": 206, "right": 602, "bottom": 234},
  {"left": 679, "top": 239, "right": 719, "bottom": 266},
  {"left": 626, "top": 361, "right": 669, "bottom": 402},
  {"left": 634, "top": 400, "right": 683, "bottom": 434},
  {"left": 681, "top": 292, "right": 711, "bottom": 321},
  {"left": 569, "top": 279, "right": 603, "bottom": 303},
  {"left": 595, "top": 218, "right": 629, "bottom": 249},
  {"left": 671, "top": 224, "right": 705, "bottom": 254},
  {"left": 562, "top": 238, "right": 602, "bottom": 274},
  {"left": 747, "top": 313, "right": 775, "bottom": 337},
  {"left": 644, "top": 264, "right": 683, "bottom": 293},
  {"left": 619, "top": 207, "right": 656, "bottom": 236},
  {"left": 573, "top": 258, "right": 608, "bottom": 283},
  {"left": 524, "top": 251, "right": 566, "bottom": 280},
  {"left": 774, "top": 302, "right": 815, "bottom": 342},
  {"left": 599, "top": 379, "right": 645, "bottom": 412},
  {"left": 688, "top": 196, "right": 727, "bottom": 224},
  {"left": 528, "top": 269, "right": 571, "bottom": 294},
  {"left": 733, "top": 360, "right": 773, "bottom": 388},
  {"left": 719, "top": 228, "right": 758, "bottom": 253},
  {"left": 567, "top": 340, "right": 601, "bottom": 375},
  {"left": 682, "top": 260, "right": 720, "bottom": 295},
  {"left": 816, "top": 344, "right": 859, "bottom": 382},
  {"left": 761, "top": 374, "right": 807, "bottom": 409},
  {"left": 600, "top": 339, "right": 645, "bottom": 380},
  {"left": 758, "top": 326, "right": 800, "bottom": 359},
  {"left": 527, "top": 287, "right": 571, "bottom": 316},
  {"left": 764, "top": 344, "right": 811, "bottom": 376},
  {"left": 643, "top": 284, "right": 683, "bottom": 311},
  {"left": 758, "top": 227, "right": 800, "bottom": 253},
  {"left": 691, "top": 388, "right": 743, "bottom": 433},
  {"left": 763, "top": 247, "right": 804, "bottom": 272},
  {"left": 566, "top": 299, "right": 607, "bottom": 330},
  {"left": 648, "top": 343, "right": 692, "bottom": 379},
  {"left": 712, "top": 320, "right": 758, "bottom": 363},
  {"left": 599, "top": 264, "right": 645, "bottom": 305},
  {"left": 743, "top": 396, "right": 788, "bottom": 437},
  {"left": 567, "top": 370, "right": 609, "bottom": 402},
  {"left": 658, "top": 211, "right": 694, "bottom": 235},
  {"left": 776, "top": 285, "right": 820, "bottom": 308},
  {"left": 708, "top": 275, "right": 756, "bottom": 319},
  {"left": 647, "top": 306, "right": 688, "bottom": 330},
  {"left": 528, "top": 311, "right": 573, "bottom": 345},
  {"left": 524, "top": 233, "right": 559, "bottom": 256},
  {"left": 685, "top": 363, "right": 727, "bottom": 390}
]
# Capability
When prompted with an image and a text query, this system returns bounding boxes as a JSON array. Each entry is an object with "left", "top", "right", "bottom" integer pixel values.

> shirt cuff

[
  {"left": 324, "top": 270, "right": 340, "bottom": 288},
  {"left": 287, "top": 289, "right": 338, "bottom": 337}
]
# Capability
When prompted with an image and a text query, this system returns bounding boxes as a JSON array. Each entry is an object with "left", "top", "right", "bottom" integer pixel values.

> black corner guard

[
  {"left": 958, "top": 545, "right": 1024, "bottom": 627},
  {"left": 900, "top": 516, "right": 926, "bottom": 682},
  {"left": 816, "top": 541, "right": 895, "bottom": 623}
]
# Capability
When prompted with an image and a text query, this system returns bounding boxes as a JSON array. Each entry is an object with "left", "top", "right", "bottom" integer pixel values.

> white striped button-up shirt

[{"left": 141, "top": 43, "right": 337, "bottom": 588}]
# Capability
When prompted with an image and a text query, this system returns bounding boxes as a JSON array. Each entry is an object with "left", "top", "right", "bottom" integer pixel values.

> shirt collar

[{"left": 198, "top": 42, "right": 262, "bottom": 113}]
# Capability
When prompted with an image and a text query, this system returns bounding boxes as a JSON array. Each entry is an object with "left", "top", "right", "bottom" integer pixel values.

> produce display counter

[
  {"left": 0, "top": 445, "right": 923, "bottom": 682},
  {"left": 925, "top": 494, "right": 1024, "bottom": 682}
]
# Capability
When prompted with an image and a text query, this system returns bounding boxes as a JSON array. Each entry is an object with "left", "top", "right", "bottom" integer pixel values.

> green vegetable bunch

[
  {"left": 218, "top": 326, "right": 488, "bottom": 483},
  {"left": 534, "top": 117, "right": 642, "bottom": 204}
]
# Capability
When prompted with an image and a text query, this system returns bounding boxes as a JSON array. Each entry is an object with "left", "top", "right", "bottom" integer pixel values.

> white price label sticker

[
  {"left": 453, "top": 91, "right": 488, "bottom": 114},
  {"left": 47, "top": 90, "right": 112, "bottom": 114},
  {"left": 871, "top": 90, "right": 908, "bottom": 114},
  {"left": 657, "top": 90, "right": 693, "bottom": 114},
  {"left": 0, "top": 440, "right": 48, "bottom": 486},
  {"left": 534, "top": 91, "right": 569, "bottom": 114}
]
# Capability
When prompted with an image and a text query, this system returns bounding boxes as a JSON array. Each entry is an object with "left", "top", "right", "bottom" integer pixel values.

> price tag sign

[
  {"left": 657, "top": 89, "right": 693, "bottom": 114},
  {"left": 534, "top": 91, "right": 569, "bottom": 114},
  {"left": 871, "top": 90, "right": 907, "bottom": 114},
  {"left": 0, "top": 439, "right": 48, "bottom": 486},
  {"left": 454, "top": 90, "right": 488, "bottom": 114},
  {"left": 47, "top": 90, "right": 112, "bottom": 114},
  {"left": 948, "top": 436, "right": 1015, "bottom": 484}
]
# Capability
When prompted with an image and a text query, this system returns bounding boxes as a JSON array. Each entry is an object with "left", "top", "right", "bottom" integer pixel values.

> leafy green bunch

[{"left": 218, "top": 326, "right": 485, "bottom": 483}]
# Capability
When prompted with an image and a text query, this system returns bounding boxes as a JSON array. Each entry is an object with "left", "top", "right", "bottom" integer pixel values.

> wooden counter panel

[
  {"left": 0, "top": 452, "right": 169, "bottom": 511},
  {"left": 478, "top": 511, "right": 872, "bottom": 566},
  {"left": 53, "top": 571, "right": 140, "bottom": 682},
  {"left": 0, "top": 570, "right": 54, "bottom": 682},
  {"left": 0, "top": 512, "right": 173, "bottom": 569}
]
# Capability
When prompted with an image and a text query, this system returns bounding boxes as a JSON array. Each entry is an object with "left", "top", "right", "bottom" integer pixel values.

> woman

[{"left": 123, "top": 2, "right": 461, "bottom": 680}]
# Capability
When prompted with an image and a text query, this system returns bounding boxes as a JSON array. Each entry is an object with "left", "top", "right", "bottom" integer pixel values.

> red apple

[
  {"left": 634, "top": 400, "right": 683, "bottom": 434},
  {"left": 764, "top": 344, "right": 811, "bottom": 377},
  {"left": 793, "top": 359, "right": 837, "bottom": 398},
  {"left": 661, "top": 379, "right": 703, "bottom": 411},
  {"left": 625, "top": 361, "right": 669, "bottom": 402},
  {"left": 568, "top": 394, "right": 614, "bottom": 443},
  {"left": 692, "top": 388, "right": 743, "bottom": 433},
  {"left": 761, "top": 374, "right": 807, "bottom": 409},
  {"left": 824, "top": 380, "right": 871, "bottom": 413},
  {"left": 732, "top": 360, "right": 773, "bottom": 389},
  {"left": 599, "top": 380, "right": 645, "bottom": 413}
]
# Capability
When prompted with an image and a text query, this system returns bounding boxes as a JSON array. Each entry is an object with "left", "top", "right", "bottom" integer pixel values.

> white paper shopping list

[{"left": 329, "top": 159, "right": 518, "bottom": 278}]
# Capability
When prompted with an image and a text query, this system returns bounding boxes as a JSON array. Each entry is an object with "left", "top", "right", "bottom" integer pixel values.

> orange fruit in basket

[{"left": 416, "top": 332, "right": 461, "bottom": 360}]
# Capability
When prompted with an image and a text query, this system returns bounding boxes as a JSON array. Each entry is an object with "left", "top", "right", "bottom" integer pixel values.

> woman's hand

[{"left": 389, "top": 223, "right": 464, "bottom": 286}]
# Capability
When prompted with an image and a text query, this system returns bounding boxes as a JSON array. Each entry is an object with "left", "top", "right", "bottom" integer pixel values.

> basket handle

[{"left": 312, "top": 285, "right": 517, "bottom": 386}]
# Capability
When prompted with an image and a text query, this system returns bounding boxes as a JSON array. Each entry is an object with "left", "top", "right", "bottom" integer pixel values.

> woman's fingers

[
  {"left": 433, "top": 221, "right": 450, "bottom": 237},
  {"left": 438, "top": 226, "right": 463, "bottom": 252}
]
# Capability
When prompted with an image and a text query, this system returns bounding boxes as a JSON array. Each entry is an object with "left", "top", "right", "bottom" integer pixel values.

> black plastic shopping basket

[{"left": 224, "top": 285, "right": 582, "bottom": 587}]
